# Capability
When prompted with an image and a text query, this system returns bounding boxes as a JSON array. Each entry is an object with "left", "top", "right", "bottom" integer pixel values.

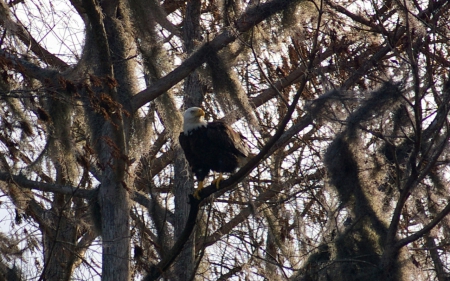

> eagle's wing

[
  {"left": 179, "top": 132, "right": 195, "bottom": 167},
  {"left": 206, "top": 122, "right": 249, "bottom": 157}
]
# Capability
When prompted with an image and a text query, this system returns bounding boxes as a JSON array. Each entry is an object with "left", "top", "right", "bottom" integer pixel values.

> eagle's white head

[{"left": 183, "top": 107, "right": 207, "bottom": 134}]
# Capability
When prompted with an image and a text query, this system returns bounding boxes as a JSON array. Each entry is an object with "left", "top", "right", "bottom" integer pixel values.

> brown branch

[
  {"left": 216, "top": 265, "right": 243, "bottom": 280},
  {"left": 0, "top": 0, "right": 68, "bottom": 70},
  {"left": 143, "top": 195, "right": 200, "bottom": 281},
  {"left": 161, "top": 0, "right": 184, "bottom": 15},
  {"left": 394, "top": 201, "right": 450, "bottom": 250},
  {"left": 426, "top": 236, "right": 448, "bottom": 281},
  {"left": 0, "top": 172, "right": 162, "bottom": 216},
  {"left": 0, "top": 50, "right": 60, "bottom": 83},
  {"left": 197, "top": 181, "right": 287, "bottom": 249},
  {"left": 325, "top": 0, "right": 384, "bottom": 33},
  {"left": 341, "top": 43, "right": 397, "bottom": 90},
  {"left": 0, "top": 172, "right": 93, "bottom": 198},
  {"left": 221, "top": 49, "right": 335, "bottom": 125},
  {"left": 133, "top": 190, "right": 175, "bottom": 226}
]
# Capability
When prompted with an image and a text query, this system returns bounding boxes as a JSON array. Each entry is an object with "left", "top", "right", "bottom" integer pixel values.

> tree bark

[{"left": 170, "top": 0, "right": 203, "bottom": 279}]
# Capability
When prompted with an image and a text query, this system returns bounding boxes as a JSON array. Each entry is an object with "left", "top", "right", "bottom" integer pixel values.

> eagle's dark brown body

[{"left": 179, "top": 121, "right": 249, "bottom": 183}]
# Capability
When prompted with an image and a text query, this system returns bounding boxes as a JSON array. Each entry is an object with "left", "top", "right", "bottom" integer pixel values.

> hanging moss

[{"left": 206, "top": 50, "right": 259, "bottom": 129}]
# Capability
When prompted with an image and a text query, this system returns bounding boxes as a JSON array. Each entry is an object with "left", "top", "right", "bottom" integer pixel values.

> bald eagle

[{"left": 179, "top": 107, "right": 250, "bottom": 199}]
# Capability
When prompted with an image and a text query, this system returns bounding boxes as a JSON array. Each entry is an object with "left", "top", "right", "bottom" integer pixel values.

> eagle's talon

[
  {"left": 193, "top": 181, "right": 204, "bottom": 200},
  {"left": 193, "top": 190, "right": 201, "bottom": 200},
  {"left": 212, "top": 173, "right": 223, "bottom": 189}
]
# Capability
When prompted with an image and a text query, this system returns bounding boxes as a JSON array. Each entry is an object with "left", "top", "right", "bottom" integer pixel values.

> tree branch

[
  {"left": 143, "top": 195, "right": 200, "bottom": 281},
  {"left": 0, "top": 50, "right": 60, "bottom": 82},
  {"left": 0, "top": 172, "right": 162, "bottom": 216},
  {"left": 394, "top": 201, "right": 450, "bottom": 249},
  {"left": 0, "top": 172, "right": 93, "bottom": 198},
  {"left": 0, "top": 0, "right": 68, "bottom": 70}
]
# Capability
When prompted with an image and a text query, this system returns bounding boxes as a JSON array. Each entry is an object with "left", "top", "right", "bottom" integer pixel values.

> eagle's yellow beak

[{"left": 196, "top": 108, "right": 205, "bottom": 117}]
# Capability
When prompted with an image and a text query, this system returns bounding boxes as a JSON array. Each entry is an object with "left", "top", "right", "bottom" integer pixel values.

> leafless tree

[{"left": 0, "top": 0, "right": 449, "bottom": 280}]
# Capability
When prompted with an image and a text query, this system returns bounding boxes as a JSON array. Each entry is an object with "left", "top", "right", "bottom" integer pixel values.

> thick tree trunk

[
  {"left": 43, "top": 215, "right": 77, "bottom": 281},
  {"left": 172, "top": 152, "right": 196, "bottom": 279},
  {"left": 43, "top": 98, "right": 79, "bottom": 281},
  {"left": 99, "top": 174, "right": 131, "bottom": 281},
  {"left": 81, "top": 0, "right": 138, "bottom": 279}
]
